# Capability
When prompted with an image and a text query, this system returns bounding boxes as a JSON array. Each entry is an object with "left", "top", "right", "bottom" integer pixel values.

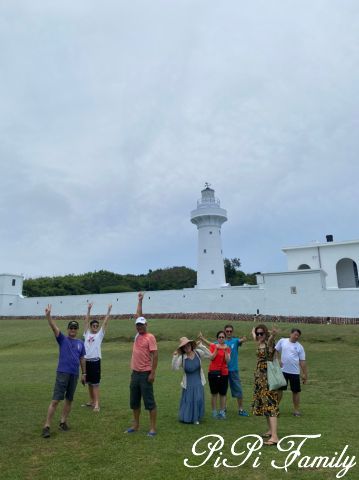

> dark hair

[
  {"left": 291, "top": 328, "right": 301, "bottom": 335},
  {"left": 216, "top": 330, "right": 226, "bottom": 339},
  {"left": 224, "top": 324, "right": 234, "bottom": 331},
  {"left": 90, "top": 319, "right": 99, "bottom": 326},
  {"left": 254, "top": 324, "right": 269, "bottom": 340}
]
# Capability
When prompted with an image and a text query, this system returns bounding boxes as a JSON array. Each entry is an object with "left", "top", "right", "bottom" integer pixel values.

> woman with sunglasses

[
  {"left": 251, "top": 324, "right": 279, "bottom": 445},
  {"left": 207, "top": 331, "right": 231, "bottom": 419}
]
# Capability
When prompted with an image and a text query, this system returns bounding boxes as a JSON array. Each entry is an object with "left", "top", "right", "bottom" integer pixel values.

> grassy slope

[{"left": 1, "top": 318, "right": 358, "bottom": 480}]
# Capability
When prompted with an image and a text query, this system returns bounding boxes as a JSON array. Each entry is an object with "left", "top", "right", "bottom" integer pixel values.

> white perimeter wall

[{"left": 2, "top": 270, "right": 359, "bottom": 318}]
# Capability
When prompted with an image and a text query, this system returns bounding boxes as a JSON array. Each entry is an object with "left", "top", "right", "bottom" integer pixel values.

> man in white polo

[{"left": 275, "top": 328, "right": 307, "bottom": 416}]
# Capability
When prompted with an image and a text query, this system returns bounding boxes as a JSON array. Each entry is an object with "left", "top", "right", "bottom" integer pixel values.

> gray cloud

[{"left": 0, "top": 1, "right": 358, "bottom": 277}]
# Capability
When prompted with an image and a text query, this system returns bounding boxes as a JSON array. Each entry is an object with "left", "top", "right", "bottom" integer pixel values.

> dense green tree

[
  {"left": 23, "top": 262, "right": 256, "bottom": 297},
  {"left": 224, "top": 258, "right": 257, "bottom": 286}
]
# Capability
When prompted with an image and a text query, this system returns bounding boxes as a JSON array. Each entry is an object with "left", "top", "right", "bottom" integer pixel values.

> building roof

[{"left": 282, "top": 239, "right": 359, "bottom": 252}]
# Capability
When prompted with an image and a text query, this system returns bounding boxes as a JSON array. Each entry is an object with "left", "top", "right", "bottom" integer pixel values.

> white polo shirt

[{"left": 275, "top": 338, "right": 305, "bottom": 375}]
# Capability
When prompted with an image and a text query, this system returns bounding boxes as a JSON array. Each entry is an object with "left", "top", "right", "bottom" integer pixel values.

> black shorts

[
  {"left": 130, "top": 371, "right": 156, "bottom": 411},
  {"left": 208, "top": 371, "right": 229, "bottom": 396},
  {"left": 53, "top": 372, "right": 79, "bottom": 401},
  {"left": 86, "top": 359, "right": 101, "bottom": 385},
  {"left": 280, "top": 372, "right": 301, "bottom": 393}
]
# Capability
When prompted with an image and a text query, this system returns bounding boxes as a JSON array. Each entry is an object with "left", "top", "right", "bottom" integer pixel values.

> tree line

[{"left": 23, "top": 259, "right": 257, "bottom": 297}]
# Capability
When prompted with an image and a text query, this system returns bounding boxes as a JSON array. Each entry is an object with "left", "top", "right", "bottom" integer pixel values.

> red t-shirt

[{"left": 208, "top": 343, "right": 230, "bottom": 375}]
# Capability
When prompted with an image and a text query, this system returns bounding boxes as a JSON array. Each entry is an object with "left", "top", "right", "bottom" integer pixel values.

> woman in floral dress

[{"left": 252, "top": 324, "right": 279, "bottom": 445}]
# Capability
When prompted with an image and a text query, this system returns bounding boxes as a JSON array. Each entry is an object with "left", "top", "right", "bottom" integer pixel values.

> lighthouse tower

[{"left": 191, "top": 184, "right": 228, "bottom": 289}]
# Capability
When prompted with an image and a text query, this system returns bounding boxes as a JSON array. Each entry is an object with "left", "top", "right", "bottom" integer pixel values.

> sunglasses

[
  {"left": 225, "top": 330, "right": 233, "bottom": 333},
  {"left": 69, "top": 327, "right": 78, "bottom": 330},
  {"left": 256, "top": 331, "right": 265, "bottom": 336},
  {"left": 218, "top": 336, "right": 225, "bottom": 339},
  {"left": 91, "top": 324, "right": 99, "bottom": 327}
]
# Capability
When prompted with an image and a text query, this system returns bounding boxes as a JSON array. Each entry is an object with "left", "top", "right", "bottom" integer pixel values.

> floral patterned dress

[{"left": 252, "top": 338, "right": 279, "bottom": 417}]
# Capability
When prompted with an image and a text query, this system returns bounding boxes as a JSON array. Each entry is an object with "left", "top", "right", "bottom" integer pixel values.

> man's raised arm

[
  {"left": 84, "top": 302, "right": 93, "bottom": 333},
  {"left": 45, "top": 304, "right": 60, "bottom": 337},
  {"left": 136, "top": 292, "right": 144, "bottom": 317},
  {"left": 102, "top": 304, "right": 112, "bottom": 332}
]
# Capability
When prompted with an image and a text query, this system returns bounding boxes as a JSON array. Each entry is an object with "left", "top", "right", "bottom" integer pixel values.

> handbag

[{"left": 267, "top": 358, "right": 287, "bottom": 391}]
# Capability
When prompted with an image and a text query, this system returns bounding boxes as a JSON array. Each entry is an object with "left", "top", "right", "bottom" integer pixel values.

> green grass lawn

[{"left": 1, "top": 318, "right": 358, "bottom": 480}]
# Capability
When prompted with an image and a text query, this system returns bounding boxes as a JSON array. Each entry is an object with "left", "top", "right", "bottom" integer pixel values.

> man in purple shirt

[{"left": 42, "top": 304, "right": 86, "bottom": 438}]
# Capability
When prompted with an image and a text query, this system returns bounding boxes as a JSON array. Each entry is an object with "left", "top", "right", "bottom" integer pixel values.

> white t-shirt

[
  {"left": 275, "top": 338, "right": 305, "bottom": 375},
  {"left": 84, "top": 327, "right": 105, "bottom": 359}
]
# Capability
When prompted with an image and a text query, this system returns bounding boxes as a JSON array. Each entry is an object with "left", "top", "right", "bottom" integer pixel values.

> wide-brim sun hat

[{"left": 177, "top": 336, "right": 197, "bottom": 352}]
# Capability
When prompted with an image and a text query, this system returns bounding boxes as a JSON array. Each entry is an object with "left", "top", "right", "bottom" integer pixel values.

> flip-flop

[
  {"left": 264, "top": 440, "right": 278, "bottom": 446},
  {"left": 81, "top": 403, "right": 94, "bottom": 407},
  {"left": 261, "top": 433, "right": 271, "bottom": 438},
  {"left": 93, "top": 407, "right": 100, "bottom": 412},
  {"left": 124, "top": 428, "right": 138, "bottom": 433},
  {"left": 147, "top": 431, "right": 157, "bottom": 437},
  {"left": 293, "top": 412, "right": 302, "bottom": 417}
]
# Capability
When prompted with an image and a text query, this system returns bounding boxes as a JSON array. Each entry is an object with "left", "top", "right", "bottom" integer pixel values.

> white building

[
  {"left": 0, "top": 188, "right": 358, "bottom": 319},
  {"left": 282, "top": 236, "right": 359, "bottom": 289}
]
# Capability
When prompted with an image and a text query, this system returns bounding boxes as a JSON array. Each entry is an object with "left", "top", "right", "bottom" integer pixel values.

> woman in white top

[{"left": 83, "top": 302, "right": 112, "bottom": 412}]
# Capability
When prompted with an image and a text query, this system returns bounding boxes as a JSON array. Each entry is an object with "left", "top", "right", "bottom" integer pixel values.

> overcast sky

[{"left": 1, "top": 1, "right": 358, "bottom": 279}]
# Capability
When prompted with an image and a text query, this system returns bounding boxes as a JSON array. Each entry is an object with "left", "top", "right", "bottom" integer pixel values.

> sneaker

[
  {"left": 238, "top": 409, "right": 249, "bottom": 417},
  {"left": 212, "top": 410, "right": 218, "bottom": 418},
  {"left": 217, "top": 410, "right": 226, "bottom": 419},
  {"left": 59, "top": 422, "right": 69, "bottom": 431},
  {"left": 194, "top": 421, "right": 200, "bottom": 425},
  {"left": 42, "top": 427, "right": 50, "bottom": 438}
]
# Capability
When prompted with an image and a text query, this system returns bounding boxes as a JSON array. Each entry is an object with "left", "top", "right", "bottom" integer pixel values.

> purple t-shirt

[{"left": 56, "top": 332, "right": 86, "bottom": 375}]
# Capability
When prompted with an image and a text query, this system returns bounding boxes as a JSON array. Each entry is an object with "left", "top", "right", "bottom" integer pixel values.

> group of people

[{"left": 41, "top": 292, "right": 307, "bottom": 444}]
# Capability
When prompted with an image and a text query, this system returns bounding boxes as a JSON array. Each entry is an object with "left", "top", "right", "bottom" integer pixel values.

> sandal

[
  {"left": 124, "top": 428, "right": 138, "bottom": 433},
  {"left": 264, "top": 440, "right": 278, "bottom": 446},
  {"left": 261, "top": 433, "right": 271, "bottom": 438}
]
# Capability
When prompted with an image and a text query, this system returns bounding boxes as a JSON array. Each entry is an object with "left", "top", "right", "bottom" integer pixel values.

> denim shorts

[
  {"left": 228, "top": 370, "right": 243, "bottom": 398},
  {"left": 53, "top": 372, "right": 79, "bottom": 401}
]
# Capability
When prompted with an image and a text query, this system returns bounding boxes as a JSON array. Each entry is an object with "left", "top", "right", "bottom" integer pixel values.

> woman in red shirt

[{"left": 208, "top": 331, "right": 231, "bottom": 419}]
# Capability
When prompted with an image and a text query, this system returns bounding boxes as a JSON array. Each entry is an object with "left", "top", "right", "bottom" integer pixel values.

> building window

[
  {"left": 298, "top": 264, "right": 310, "bottom": 270},
  {"left": 12, "top": 279, "right": 16, "bottom": 286},
  {"left": 336, "top": 258, "right": 359, "bottom": 288},
  {"left": 203, "top": 249, "right": 207, "bottom": 253},
  {"left": 290, "top": 286, "right": 297, "bottom": 294},
  {"left": 211, "top": 270, "right": 214, "bottom": 274}
]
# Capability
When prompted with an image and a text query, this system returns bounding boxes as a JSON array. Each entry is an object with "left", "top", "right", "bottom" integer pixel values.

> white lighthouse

[{"left": 191, "top": 184, "right": 228, "bottom": 289}]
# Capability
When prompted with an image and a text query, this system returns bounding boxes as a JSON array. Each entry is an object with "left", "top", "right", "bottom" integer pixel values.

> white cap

[{"left": 135, "top": 316, "right": 147, "bottom": 325}]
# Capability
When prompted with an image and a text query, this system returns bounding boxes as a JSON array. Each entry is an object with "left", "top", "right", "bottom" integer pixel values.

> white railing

[{"left": 197, "top": 197, "right": 220, "bottom": 207}]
